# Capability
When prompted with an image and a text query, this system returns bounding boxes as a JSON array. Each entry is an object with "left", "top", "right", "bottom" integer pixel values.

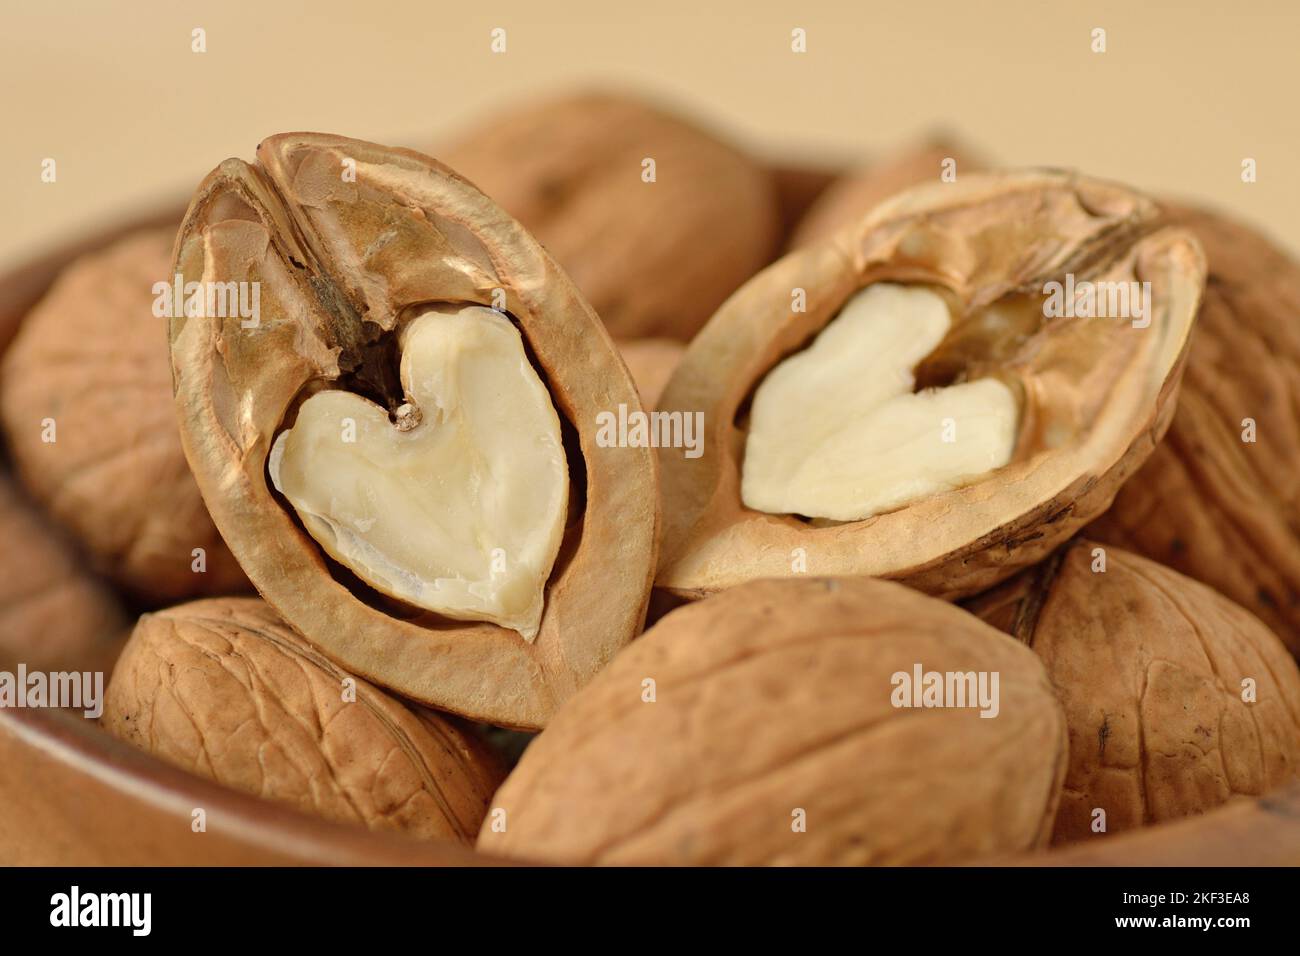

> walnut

[
  {"left": 0, "top": 227, "right": 247, "bottom": 603},
  {"left": 168, "top": 134, "right": 659, "bottom": 729},
  {"left": 479, "top": 577, "right": 1066, "bottom": 865},
  {"left": 968, "top": 538, "right": 1300, "bottom": 844},
  {"left": 438, "top": 91, "right": 781, "bottom": 340},
  {"left": 656, "top": 171, "right": 1205, "bottom": 601},
  {"left": 102, "top": 598, "right": 504, "bottom": 843}
]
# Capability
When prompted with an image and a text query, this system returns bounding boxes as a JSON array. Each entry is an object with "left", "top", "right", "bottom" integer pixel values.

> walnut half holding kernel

[
  {"left": 479, "top": 577, "right": 1067, "bottom": 866},
  {"left": 103, "top": 598, "right": 503, "bottom": 843},
  {"left": 168, "top": 134, "right": 658, "bottom": 729},
  {"left": 655, "top": 171, "right": 1205, "bottom": 602},
  {"left": 967, "top": 538, "right": 1300, "bottom": 845}
]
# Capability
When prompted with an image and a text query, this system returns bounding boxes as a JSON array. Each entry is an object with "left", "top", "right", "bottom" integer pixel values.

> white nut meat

[
  {"left": 269, "top": 306, "right": 568, "bottom": 639},
  {"left": 741, "top": 283, "right": 1019, "bottom": 521}
]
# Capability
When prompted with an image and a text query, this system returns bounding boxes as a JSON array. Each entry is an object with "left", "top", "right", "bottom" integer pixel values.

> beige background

[{"left": 2, "top": 0, "right": 1297, "bottom": 266}]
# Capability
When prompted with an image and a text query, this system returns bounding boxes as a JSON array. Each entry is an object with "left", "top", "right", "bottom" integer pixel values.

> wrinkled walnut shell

[
  {"left": 0, "top": 474, "right": 126, "bottom": 673},
  {"left": 656, "top": 170, "right": 1204, "bottom": 601},
  {"left": 169, "top": 133, "right": 659, "bottom": 729},
  {"left": 1089, "top": 204, "right": 1300, "bottom": 656},
  {"left": 438, "top": 92, "right": 781, "bottom": 341},
  {"left": 103, "top": 598, "right": 503, "bottom": 843},
  {"left": 968, "top": 538, "right": 1300, "bottom": 844},
  {"left": 0, "top": 227, "right": 246, "bottom": 603},
  {"left": 478, "top": 576, "right": 1066, "bottom": 865}
]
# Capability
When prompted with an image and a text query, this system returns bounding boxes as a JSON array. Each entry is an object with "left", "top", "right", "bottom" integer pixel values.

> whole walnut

[
  {"left": 1088, "top": 205, "right": 1300, "bottom": 655},
  {"left": 438, "top": 91, "right": 781, "bottom": 341},
  {"left": 968, "top": 538, "right": 1300, "bottom": 845},
  {"left": 479, "top": 577, "right": 1067, "bottom": 865},
  {"left": 0, "top": 473, "right": 125, "bottom": 673},
  {"left": 103, "top": 598, "right": 504, "bottom": 843},
  {"left": 0, "top": 227, "right": 247, "bottom": 603}
]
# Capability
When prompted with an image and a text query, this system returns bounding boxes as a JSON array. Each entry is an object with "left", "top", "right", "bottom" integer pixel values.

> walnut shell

[
  {"left": 478, "top": 577, "right": 1067, "bottom": 865},
  {"left": 789, "top": 138, "right": 984, "bottom": 248},
  {"left": 656, "top": 170, "right": 1204, "bottom": 601},
  {"left": 103, "top": 598, "right": 503, "bottom": 843},
  {"left": 967, "top": 538, "right": 1300, "bottom": 845},
  {"left": 0, "top": 227, "right": 246, "bottom": 603},
  {"left": 0, "top": 474, "right": 125, "bottom": 672},
  {"left": 169, "top": 134, "right": 659, "bottom": 729},
  {"left": 1088, "top": 204, "right": 1300, "bottom": 656},
  {"left": 438, "top": 92, "right": 781, "bottom": 341},
  {"left": 615, "top": 337, "right": 684, "bottom": 411}
]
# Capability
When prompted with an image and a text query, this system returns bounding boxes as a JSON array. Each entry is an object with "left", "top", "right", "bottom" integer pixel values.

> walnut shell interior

[{"left": 656, "top": 171, "right": 1205, "bottom": 601}]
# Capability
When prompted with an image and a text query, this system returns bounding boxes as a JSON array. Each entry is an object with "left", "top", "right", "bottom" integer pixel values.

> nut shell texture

[
  {"left": 103, "top": 598, "right": 502, "bottom": 843},
  {"left": 0, "top": 227, "right": 246, "bottom": 602},
  {"left": 479, "top": 576, "right": 1067, "bottom": 865},
  {"left": 969, "top": 539, "right": 1300, "bottom": 844}
]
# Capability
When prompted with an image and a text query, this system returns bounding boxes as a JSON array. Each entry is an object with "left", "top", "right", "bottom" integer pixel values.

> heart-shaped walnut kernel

[
  {"left": 169, "top": 134, "right": 659, "bottom": 729},
  {"left": 269, "top": 306, "right": 568, "bottom": 639},
  {"left": 741, "top": 282, "right": 1019, "bottom": 520}
]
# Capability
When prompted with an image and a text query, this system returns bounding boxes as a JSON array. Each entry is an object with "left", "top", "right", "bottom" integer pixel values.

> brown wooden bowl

[{"left": 1, "top": 205, "right": 1295, "bottom": 868}]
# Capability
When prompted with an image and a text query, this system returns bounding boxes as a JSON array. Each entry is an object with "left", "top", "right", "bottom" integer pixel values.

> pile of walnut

[{"left": 2, "top": 90, "right": 1299, "bottom": 866}]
